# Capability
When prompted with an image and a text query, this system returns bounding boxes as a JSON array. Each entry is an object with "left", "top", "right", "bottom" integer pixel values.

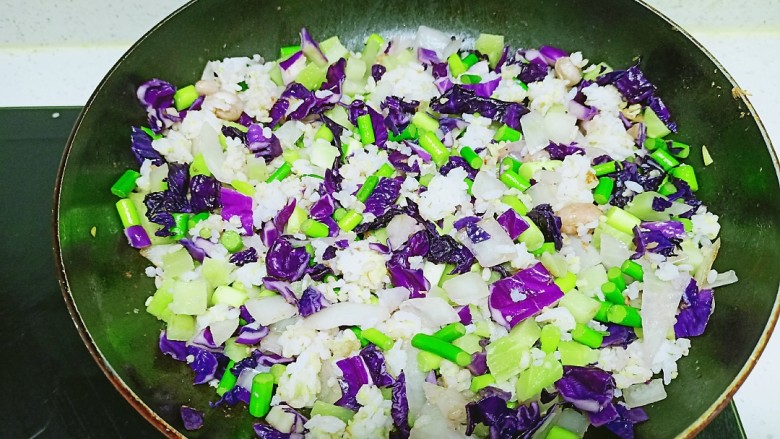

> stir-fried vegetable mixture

[{"left": 112, "top": 26, "right": 737, "bottom": 438}]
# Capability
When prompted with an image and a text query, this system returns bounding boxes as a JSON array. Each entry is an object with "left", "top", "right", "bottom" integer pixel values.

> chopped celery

[
  {"left": 224, "top": 337, "right": 251, "bottom": 362},
  {"left": 554, "top": 272, "right": 577, "bottom": 293},
  {"left": 576, "top": 265, "right": 609, "bottom": 298},
  {"left": 162, "top": 247, "right": 195, "bottom": 279},
  {"left": 517, "top": 217, "right": 545, "bottom": 251},
  {"left": 474, "top": 33, "right": 505, "bottom": 68},
  {"left": 346, "top": 57, "right": 367, "bottom": 81},
  {"left": 166, "top": 314, "right": 196, "bottom": 341},
  {"left": 170, "top": 279, "right": 209, "bottom": 315},
  {"left": 324, "top": 105, "right": 354, "bottom": 130},
  {"left": 270, "top": 364, "right": 287, "bottom": 384},
  {"left": 371, "top": 227, "right": 389, "bottom": 244},
  {"left": 361, "top": 33, "right": 384, "bottom": 65},
  {"left": 625, "top": 191, "right": 673, "bottom": 222},
  {"left": 593, "top": 221, "right": 634, "bottom": 249},
  {"left": 212, "top": 285, "right": 248, "bottom": 307},
  {"left": 453, "top": 333, "right": 483, "bottom": 355},
  {"left": 246, "top": 155, "right": 269, "bottom": 181},
  {"left": 202, "top": 257, "right": 233, "bottom": 288},
  {"left": 268, "top": 64, "right": 283, "bottom": 86},
  {"left": 558, "top": 341, "right": 599, "bottom": 366},
  {"left": 559, "top": 290, "right": 602, "bottom": 323},
  {"left": 311, "top": 400, "right": 355, "bottom": 422},
  {"left": 189, "top": 153, "right": 212, "bottom": 177},
  {"left": 540, "top": 324, "right": 561, "bottom": 354},
  {"left": 286, "top": 206, "right": 308, "bottom": 235},
  {"left": 319, "top": 36, "right": 349, "bottom": 62},
  {"left": 470, "top": 374, "right": 496, "bottom": 392},
  {"left": 418, "top": 350, "right": 443, "bottom": 372},
  {"left": 296, "top": 63, "right": 327, "bottom": 90},
  {"left": 643, "top": 107, "right": 671, "bottom": 138},
  {"left": 486, "top": 319, "right": 540, "bottom": 381},
  {"left": 541, "top": 252, "right": 568, "bottom": 278},
  {"left": 146, "top": 285, "right": 174, "bottom": 321},
  {"left": 605, "top": 206, "right": 641, "bottom": 236},
  {"left": 515, "top": 353, "right": 563, "bottom": 402}
]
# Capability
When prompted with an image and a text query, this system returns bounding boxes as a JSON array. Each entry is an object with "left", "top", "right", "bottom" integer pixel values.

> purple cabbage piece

[
  {"left": 527, "top": 204, "right": 563, "bottom": 250},
  {"left": 439, "top": 117, "right": 465, "bottom": 134},
  {"left": 387, "top": 264, "right": 430, "bottom": 298},
  {"left": 240, "top": 305, "right": 255, "bottom": 323},
  {"left": 430, "top": 85, "right": 529, "bottom": 130},
  {"left": 220, "top": 187, "right": 254, "bottom": 235},
  {"left": 369, "top": 242, "right": 391, "bottom": 254},
  {"left": 298, "top": 286, "right": 330, "bottom": 317},
  {"left": 299, "top": 27, "right": 328, "bottom": 66},
  {"left": 235, "top": 321, "right": 270, "bottom": 345},
  {"left": 431, "top": 62, "right": 448, "bottom": 79},
  {"left": 597, "top": 62, "right": 677, "bottom": 133},
  {"left": 601, "top": 324, "right": 638, "bottom": 348},
  {"left": 130, "top": 126, "right": 164, "bottom": 166},
  {"left": 143, "top": 163, "right": 191, "bottom": 236},
  {"left": 136, "top": 78, "right": 178, "bottom": 133},
  {"left": 364, "top": 177, "right": 402, "bottom": 217},
  {"left": 440, "top": 156, "right": 478, "bottom": 180},
  {"left": 124, "top": 225, "right": 152, "bottom": 249},
  {"left": 186, "top": 345, "right": 222, "bottom": 385},
  {"left": 265, "top": 237, "right": 310, "bottom": 282},
  {"left": 371, "top": 64, "right": 387, "bottom": 81},
  {"left": 453, "top": 216, "right": 480, "bottom": 230},
  {"left": 262, "top": 200, "right": 298, "bottom": 248},
  {"left": 632, "top": 220, "right": 686, "bottom": 258},
  {"left": 335, "top": 355, "right": 372, "bottom": 411},
  {"left": 488, "top": 262, "right": 564, "bottom": 329},
  {"left": 360, "top": 344, "right": 395, "bottom": 387},
  {"left": 320, "top": 114, "right": 345, "bottom": 148},
  {"left": 159, "top": 331, "right": 187, "bottom": 361},
  {"left": 555, "top": 366, "right": 615, "bottom": 413},
  {"left": 180, "top": 406, "right": 204, "bottom": 431},
  {"left": 496, "top": 209, "right": 530, "bottom": 240},
  {"left": 495, "top": 45, "right": 511, "bottom": 73},
  {"left": 589, "top": 402, "right": 620, "bottom": 427},
  {"left": 604, "top": 403, "right": 649, "bottom": 439},
  {"left": 464, "top": 222, "right": 491, "bottom": 244},
  {"left": 190, "top": 327, "right": 219, "bottom": 351},
  {"left": 465, "top": 394, "right": 546, "bottom": 439},
  {"left": 391, "top": 372, "right": 410, "bottom": 438},
  {"left": 417, "top": 47, "right": 441, "bottom": 64},
  {"left": 389, "top": 229, "right": 430, "bottom": 267},
  {"left": 381, "top": 96, "right": 419, "bottom": 135},
  {"left": 610, "top": 160, "right": 665, "bottom": 208},
  {"left": 652, "top": 196, "right": 673, "bottom": 212},
  {"left": 222, "top": 124, "right": 247, "bottom": 143},
  {"left": 269, "top": 98, "right": 290, "bottom": 128},
  {"left": 538, "top": 45, "right": 568, "bottom": 65},
  {"left": 434, "top": 77, "right": 454, "bottom": 94},
  {"left": 347, "top": 100, "right": 389, "bottom": 148},
  {"left": 665, "top": 177, "right": 702, "bottom": 218},
  {"left": 458, "top": 305, "right": 473, "bottom": 325},
  {"left": 230, "top": 247, "right": 258, "bottom": 266},
  {"left": 467, "top": 352, "right": 488, "bottom": 376},
  {"left": 253, "top": 425, "right": 290, "bottom": 439},
  {"left": 179, "top": 238, "right": 206, "bottom": 263},
  {"left": 230, "top": 350, "right": 293, "bottom": 378},
  {"left": 545, "top": 142, "right": 585, "bottom": 160},
  {"left": 310, "top": 194, "right": 336, "bottom": 220},
  {"left": 211, "top": 385, "right": 251, "bottom": 408},
  {"left": 674, "top": 278, "right": 715, "bottom": 337},
  {"left": 388, "top": 151, "right": 420, "bottom": 174},
  {"left": 246, "top": 124, "right": 283, "bottom": 162},
  {"left": 567, "top": 100, "right": 598, "bottom": 121},
  {"left": 517, "top": 61, "right": 549, "bottom": 83},
  {"left": 461, "top": 76, "right": 501, "bottom": 98},
  {"left": 320, "top": 58, "right": 347, "bottom": 103},
  {"left": 262, "top": 277, "right": 299, "bottom": 305},
  {"left": 190, "top": 174, "right": 221, "bottom": 213},
  {"left": 406, "top": 140, "right": 432, "bottom": 163}
]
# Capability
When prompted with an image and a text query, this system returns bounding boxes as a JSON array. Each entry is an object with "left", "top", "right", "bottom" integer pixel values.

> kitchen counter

[{"left": 1, "top": 0, "right": 777, "bottom": 437}]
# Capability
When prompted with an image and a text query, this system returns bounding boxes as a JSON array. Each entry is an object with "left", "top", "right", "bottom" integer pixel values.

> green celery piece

[
  {"left": 515, "top": 353, "right": 564, "bottom": 402},
  {"left": 319, "top": 36, "right": 349, "bottom": 61},
  {"left": 486, "top": 319, "right": 540, "bottom": 381},
  {"left": 212, "top": 285, "right": 248, "bottom": 308},
  {"left": 558, "top": 341, "right": 599, "bottom": 366},
  {"left": 453, "top": 333, "right": 483, "bottom": 355},
  {"left": 286, "top": 206, "right": 308, "bottom": 235},
  {"left": 474, "top": 33, "right": 505, "bottom": 68},
  {"left": 170, "top": 279, "right": 209, "bottom": 315},
  {"left": 146, "top": 284, "right": 174, "bottom": 321},
  {"left": 166, "top": 314, "right": 196, "bottom": 341},
  {"left": 624, "top": 191, "right": 674, "bottom": 222},
  {"left": 559, "top": 290, "right": 602, "bottom": 323},
  {"left": 324, "top": 105, "right": 354, "bottom": 131},
  {"left": 517, "top": 217, "right": 545, "bottom": 251},
  {"left": 202, "top": 257, "right": 233, "bottom": 288},
  {"left": 643, "top": 107, "right": 671, "bottom": 138},
  {"left": 224, "top": 337, "right": 251, "bottom": 362},
  {"left": 592, "top": 221, "right": 635, "bottom": 249},
  {"left": 296, "top": 63, "right": 327, "bottom": 90},
  {"left": 311, "top": 400, "right": 355, "bottom": 422},
  {"left": 162, "top": 247, "right": 195, "bottom": 278}
]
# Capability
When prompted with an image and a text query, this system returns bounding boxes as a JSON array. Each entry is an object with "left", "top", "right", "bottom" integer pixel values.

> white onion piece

[
  {"left": 140, "top": 243, "right": 181, "bottom": 267},
  {"left": 599, "top": 233, "right": 632, "bottom": 269},
  {"left": 623, "top": 379, "right": 668, "bottom": 408},
  {"left": 400, "top": 297, "right": 459, "bottom": 328},
  {"left": 244, "top": 296, "right": 298, "bottom": 326},
  {"left": 443, "top": 272, "right": 489, "bottom": 306},
  {"left": 471, "top": 170, "right": 505, "bottom": 200},
  {"left": 386, "top": 214, "right": 423, "bottom": 249},
  {"left": 209, "top": 317, "right": 239, "bottom": 346},
  {"left": 260, "top": 331, "right": 283, "bottom": 355},
  {"left": 705, "top": 270, "right": 739, "bottom": 289},
  {"left": 457, "top": 218, "right": 516, "bottom": 267},
  {"left": 640, "top": 267, "right": 687, "bottom": 366},
  {"left": 300, "top": 303, "right": 389, "bottom": 330},
  {"left": 694, "top": 238, "right": 721, "bottom": 286},
  {"left": 192, "top": 123, "right": 229, "bottom": 182},
  {"left": 236, "top": 367, "right": 261, "bottom": 390},
  {"left": 544, "top": 107, "right": 579, "bottom": 144},
  {"left": 274, "top": 121, "right": 304, "bottom": 149},
  {"left": 378, "top": 287, "right": 410, "bottom": 312},
  {"left": 414, "top": 26, "right": 463, "bottom": 60},
  {"left": 422, "top": 382, "right": 469, "bottom": 425},
  {"left": 405, "top": 345, "right": 426, "bottom": 423},
  {"left": 520, "top": 111, "right": 549, "bottom": 154}
]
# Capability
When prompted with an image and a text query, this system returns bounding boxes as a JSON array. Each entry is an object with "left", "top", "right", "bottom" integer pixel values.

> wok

[{"left": 54, "top": 0, "right": 780, "bottom": 437}]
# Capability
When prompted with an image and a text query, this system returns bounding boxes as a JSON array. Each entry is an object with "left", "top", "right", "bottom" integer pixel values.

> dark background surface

[{"left": 0, "top": 107, "right": 746, "bottom": 438}]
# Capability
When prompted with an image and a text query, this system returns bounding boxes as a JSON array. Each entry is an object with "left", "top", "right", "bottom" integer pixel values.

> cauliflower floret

[
  {"left": 277, "top": 321, "right": 321, "bottom": 358},
  {"left": 439, "top": 360, "right": 473, "bottom": 393},
  {"left": 527, "top": 74, "right": 570, "bottom": 115},
  {"left": 305, "top": 415, "right": 347, "bottom": 439},
  {"left": 328, "top": 241, "right": 390, "bottom": 291},
  {"left": 152, "top": 129, "right": 193, "bottom": 163},
  {"left": 346, "top": 385, "right": 393, "bottom": 439},
  {"left": 379, "top": 310, "right": 425, "bottom": 341},
  {"left": 583, "top": 114, "right": 636, "bottom": 161},
  {"left": 325, "top": 329, "right": 362, "bottom": 360},
  {"left": 582, "top": 83, "right": 626, "bottom": 115}
]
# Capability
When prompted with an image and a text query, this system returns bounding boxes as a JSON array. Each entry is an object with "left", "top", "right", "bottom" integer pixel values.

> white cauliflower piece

[{"left": 346, "top": 385, "right": 393, "bottom": 439}]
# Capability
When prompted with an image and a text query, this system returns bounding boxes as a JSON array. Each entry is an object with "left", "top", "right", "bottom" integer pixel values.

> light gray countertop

[{"left": 2, "top": 0, "right": 778, "bottom": 437}]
